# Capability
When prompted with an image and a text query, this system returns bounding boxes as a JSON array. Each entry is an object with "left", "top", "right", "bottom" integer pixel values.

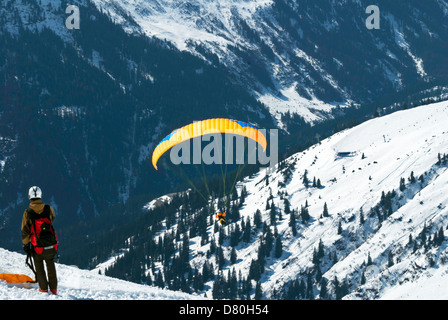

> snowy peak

[
  {"left": 91, "top": 0, "right": 448, "bottom": 123},
  {"left": 4, "top": 0, "right": 448, "bottom": 124},
  {"left": 91, "top": 0, "right": 273, "bottom": 50}
]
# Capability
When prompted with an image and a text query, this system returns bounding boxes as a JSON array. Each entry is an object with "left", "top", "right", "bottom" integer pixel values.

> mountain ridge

[{"left": 92, "top": 0, "right": 448, "bottom": 123}]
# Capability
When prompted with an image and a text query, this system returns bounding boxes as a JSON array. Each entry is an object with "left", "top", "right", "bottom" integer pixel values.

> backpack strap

[
  {"left": 41, "top": 205, "right": 51, "bottom": 219},
  {"left": 26, "top": 208, "right": 37, "bottom": 241},
  {"left": 27, "top": 205, "right": 50, "bottom": 220}
]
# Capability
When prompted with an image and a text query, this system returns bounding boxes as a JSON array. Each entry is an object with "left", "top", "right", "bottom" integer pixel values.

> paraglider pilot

[{"left": 216, "top": 212, "right": 226, "bottom": 225}]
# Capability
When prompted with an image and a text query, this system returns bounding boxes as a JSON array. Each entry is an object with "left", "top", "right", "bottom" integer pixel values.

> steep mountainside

[
  {"left": 93, "top": 0, "right": 448, "bottom": 123},
  {"left": 99, "top": 100, "right": 448, "bottom": 299}
]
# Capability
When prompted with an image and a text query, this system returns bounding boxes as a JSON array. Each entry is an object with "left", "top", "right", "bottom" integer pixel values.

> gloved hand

[{"left": 23, "top": 243, "right": 32, "bottom": 254}]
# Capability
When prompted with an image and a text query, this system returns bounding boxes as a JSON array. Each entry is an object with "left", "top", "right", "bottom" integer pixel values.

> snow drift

[{"left": 0, "top": 247, "right": 200, "bottom": 300}]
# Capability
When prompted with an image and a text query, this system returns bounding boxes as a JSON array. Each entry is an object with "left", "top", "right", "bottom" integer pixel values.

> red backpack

[{"left": 27, "top": 205, "right": 58, "bottom": 254}]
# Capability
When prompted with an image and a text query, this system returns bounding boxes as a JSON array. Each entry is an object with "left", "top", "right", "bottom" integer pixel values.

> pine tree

[
  {"left": 249, "top": 259, "right": 261, "bottom": 281},
  {"left": 212, "top": 273, "right": 225, "bottom": 299},
  {"left": 270, "top": 202, "right": 277, "bottom": 225},
  {"left": 264, "top": 227, "right": 274, "bottom": 256},
  {"left": 230, "top": 247, "right": 237, "bottom": 264},
  {"left": 312, "top": 248, "right": 319, "bottom": 265},
  {"left": 289, "top": 210, "right": 297, "bottom": 236},
  {"left": 315, "top": 264, "right": 322, "bottom": 282},
  {"left": 399, "top": 177, "right": 406, "bottom": 191},
  {"left": 323, "top": 202, "right": 329, "bottom": 217},
  {"left": 209, "top": 237, "right": 216, "bottom": 255},
  {"left": 337, "top": 221, "right": 342, "bottom": 234},
  {"left": 192, "top": 268, "right": 204, "bottom": 292},
  {"left": 299, "top": 278, "right": 306, "bottom": 299},
  {"left": 306, "top": 273, "right": 314, "bottom": 300},
  {"left": 230, "top": 224, "right": 241, "bottom": 247},
  {"left": 420, "top": 222, "right": 428, "bottom": 246},
  {"left": 254, "top": 209, "right": 262, "bottom": 228},
  {"left": 274, "top": 236, "right": 282, "bottom": 258},
  {"left": 418, "top": 174, "right": 425, "bottom": 184},
  {"left": 243, "top": 217, "right": 251, "bottom": 243},
  {"left": 218, "top": 228, "right": 225, "bottom": 246},
  {"left": 388, "top": 250, "right": 394, "bottom": 267},
  {"left": 216, "top": 246, "right": 225, "bottom": 270},
  {"left": 300, "top": 205, "right": 310, "bottom": 223},
  {"left": 228, "top": 269, "right": 238, "bottom": 299},
  {"left": 240, "top": 186, "right": 247, "bottom": 203},
  {"left": 367, "top": 252, "right": 373, "bottom": 266},
  {"left": 155, "top": 270, "right": 164, "bottom": 288},
  {"left": 359, "top": 207, "right": 365, "bottom": 224},
  {"left": 254, "top": 282, "right": 263, "bottom": 299},
  {"left": 319, "top": 278, "right": 328, "bottom": 300},
  {"left": 332, "top": 251, "right": 338, "bottom": 265},
  {"left": 303, "top": 169, "right": 309, "bottom": 189},
  {"left": 334, "top": 276, "right": 349, "bottom": 300},
  {"left": 242, "top": 277, "right": 252, "bottom": 300},
  {"left": 409, "top": 171, "right": 416, "bottom": 183},
  {"left": 230, "top": 202, "right": 241, "bottom": 222},
  {"left": 338, "top": 278, "right": 349, "bottom": 300},
  {"left": 333, "top": 276, "right": 340, "bottom": 300},
  {"left": 317, "top": 238, "right": 325, "bottom": 260},
  {"left": 435, "top": 226, "right": 445, "bottom": 246},
  {"left": 408, "top": 234, "right": 413, "bottom": 247},
  {"left": 284, "top": 198, "right": 291, "bottom": 214}
]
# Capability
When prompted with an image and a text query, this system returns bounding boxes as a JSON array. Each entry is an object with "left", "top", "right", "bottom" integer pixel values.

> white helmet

[{"left": 28, "top": 186, "right": 42, "bottom": 200}]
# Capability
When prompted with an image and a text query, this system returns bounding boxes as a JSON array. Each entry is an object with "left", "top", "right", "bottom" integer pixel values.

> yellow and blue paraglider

[
  {"left": 152, "top": 118, "right": 267, "bottom": 170},
  {"left": 151, "top": 118, "right": 267, "bottom": 224}
]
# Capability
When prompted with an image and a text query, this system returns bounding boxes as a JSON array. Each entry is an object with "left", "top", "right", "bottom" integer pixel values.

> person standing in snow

[{"left": 21, "top": 186, "right": 58, "bottom": 295}]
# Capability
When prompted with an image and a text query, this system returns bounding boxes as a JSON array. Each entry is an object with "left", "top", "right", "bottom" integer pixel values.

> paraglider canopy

[
  {"left": 0, "top": 273, "right": 35, "bottom": 284},
  {"left": 151, "top": 118, "right": 268, "bottom": 222},
  {"left": 152, "top": 118, "right": 267, "bottom": 170}
]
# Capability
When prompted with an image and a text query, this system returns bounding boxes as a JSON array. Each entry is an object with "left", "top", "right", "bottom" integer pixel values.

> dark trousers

[{"left": 33, "top": 248, "right": 57, "bottom": 291}]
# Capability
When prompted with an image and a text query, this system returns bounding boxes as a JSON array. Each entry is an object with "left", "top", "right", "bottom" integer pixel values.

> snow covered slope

[
  {"left": 128, "top": 100, "right": 448, "bottom": 299},
  {"left": 237, "top": 100, "right": 448, "bottom": 299},
  {"left": 0, "top": 247, "right": 200, "bottom": 300}
]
